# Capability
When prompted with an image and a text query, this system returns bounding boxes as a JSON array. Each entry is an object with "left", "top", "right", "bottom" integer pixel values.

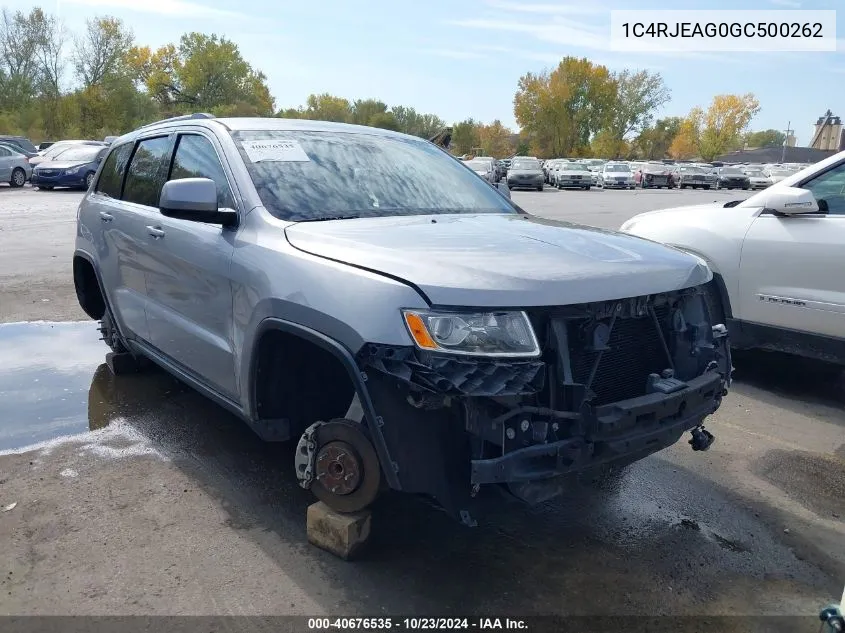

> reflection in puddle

[{"left": 0, "top": 321, "right": 107, "bottom": 450}]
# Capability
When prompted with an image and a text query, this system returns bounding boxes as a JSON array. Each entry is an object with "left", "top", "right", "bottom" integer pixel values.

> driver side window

[{"left": 802, "top": 162, "right": 845, "bottom": 215}]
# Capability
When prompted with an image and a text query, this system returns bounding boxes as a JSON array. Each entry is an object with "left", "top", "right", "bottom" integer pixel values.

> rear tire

[
  {"left": 10, "top": 168, "right": 26, "bottom": 187},
  {"left": 99, "top": 308, "right": 127, "bottom": 354}
]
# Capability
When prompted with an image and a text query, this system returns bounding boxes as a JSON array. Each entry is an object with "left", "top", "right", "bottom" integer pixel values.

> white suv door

[{"left": 737, "top": 159, "right": 845, "bottom": 339}]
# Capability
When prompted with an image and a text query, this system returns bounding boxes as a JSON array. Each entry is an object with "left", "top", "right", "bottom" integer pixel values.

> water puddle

[{"left": 0, "top": 321, "right": 108, "bottom": 451}]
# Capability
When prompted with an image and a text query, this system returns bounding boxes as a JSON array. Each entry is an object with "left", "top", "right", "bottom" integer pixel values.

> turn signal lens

[{"left": 403, "top": 312, "right": 438, "bottom": 349}]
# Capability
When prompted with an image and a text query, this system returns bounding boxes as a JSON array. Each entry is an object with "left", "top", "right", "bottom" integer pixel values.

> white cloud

[
  {"left": 61, "top": 0, "right": 242, "bottom": 19},
  {"left": 485, "top": 0, "right": 608, "bottom": 15},
  {"left": 448, "top": 17, "right": 743, "bottom": 64},
  {"left": 447, "top": 17, "right": 608, "bottom": 51},
  {"left": 768, "top": 0, "right": 801, "bottom": 7}
]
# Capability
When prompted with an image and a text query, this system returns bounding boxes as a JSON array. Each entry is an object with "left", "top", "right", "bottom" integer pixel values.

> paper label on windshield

[{"left": 241, "top": 140, "right": 311, "bottom": 163}]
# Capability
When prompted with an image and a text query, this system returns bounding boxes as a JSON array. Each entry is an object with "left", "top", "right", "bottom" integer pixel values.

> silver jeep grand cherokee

[{"left": 73, "top": 114, "right": 731, "bottom": 525}]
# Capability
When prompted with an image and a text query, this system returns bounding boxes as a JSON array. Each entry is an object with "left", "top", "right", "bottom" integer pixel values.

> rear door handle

[
  {"left": 99, "top": 212, "right": 113, "bottom": 222},
  {"left": 146, "top": 226, "right": 165, "bottom": 239}
]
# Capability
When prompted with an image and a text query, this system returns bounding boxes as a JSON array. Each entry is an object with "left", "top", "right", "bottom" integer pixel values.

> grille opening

[{"left": 568, "top": 306, "right": 671, "bottom": 406}]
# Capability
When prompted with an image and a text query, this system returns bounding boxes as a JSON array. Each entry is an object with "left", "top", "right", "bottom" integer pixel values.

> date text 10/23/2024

[{"left": 308, "top": 618, "right": 528, "bottom": 630}]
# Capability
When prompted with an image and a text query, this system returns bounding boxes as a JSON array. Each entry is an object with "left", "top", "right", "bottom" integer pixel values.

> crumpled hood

[{"left": 285, "top": 214, "right": 711, "bottom": 307}]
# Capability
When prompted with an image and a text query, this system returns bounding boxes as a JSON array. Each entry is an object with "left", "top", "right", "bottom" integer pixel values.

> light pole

[{"left": 781, "top": 121, "right": 794, "bottom": 164}]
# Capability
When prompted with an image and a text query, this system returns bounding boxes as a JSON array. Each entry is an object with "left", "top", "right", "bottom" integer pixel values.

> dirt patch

[{"left": 753, "top": 449, "right": 845, "bottom": 521}]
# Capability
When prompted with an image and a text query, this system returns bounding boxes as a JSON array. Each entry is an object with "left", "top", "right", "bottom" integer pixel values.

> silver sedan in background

[{"left": 0, "top": 143, "right": 32, "bottom": 187}]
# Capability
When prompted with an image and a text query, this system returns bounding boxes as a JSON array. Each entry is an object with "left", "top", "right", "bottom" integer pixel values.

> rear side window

[
  {"left": 168, "top": 134, "right": 235, "bottom": 209},
  {"left": 95, "top": 143, "right": 133, "bottom": 198},
  {"left": 122, "top": 136, "right": 172, "bottom": 207},
  {"left": 0, "top": 146, "right": 11, "bottom": 157}
]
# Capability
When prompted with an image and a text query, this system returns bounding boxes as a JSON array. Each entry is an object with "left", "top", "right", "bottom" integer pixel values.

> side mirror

[
  {"left": 764, "top": 186, "right": 820, "bottom": 215},
  {"left": 159, "top": 178, "right": 237, "bottom": 227}
]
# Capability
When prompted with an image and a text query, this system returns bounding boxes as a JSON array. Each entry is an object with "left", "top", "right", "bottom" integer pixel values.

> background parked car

[
  {"left": 764, "top": 166, "right": 797, "bottom": 185},
  {"left": 744, "top": 168, "right": 771, "bottom": 189},
  {"left": 554, "top": 161, "right": 592, "bottom": 190},
  {"left": 0, "top": 144, "right": 32, "bottom": 187},
  {"left": 634, "top": 163, "right": 672, "bottom": 188},
  {"left": 671, "top": 165, "right": 714, "bottom": 190},
  {"left": 31, "top": 145, "right": 107, "bottom": 190},
  {"left": 598, "top": 162, "right": 634, "bottom": 189},
  {"left": 507, "top": 157, "right": 544, "bottom": 190},
  {"left": 0, "top": 135, "right": 38, "bottom": 158},
  {"left": 463, "top": 157, "right": 497, "bottom": 183},
  {"left": 29, "top": 140, "right": 107, "bottom": 166},
  {"left": 716, "top": 167, "right": 751, "bottom": 190}
]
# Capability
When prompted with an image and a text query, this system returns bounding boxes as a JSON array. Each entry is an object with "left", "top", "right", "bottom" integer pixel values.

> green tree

[
  {"left": 303, "top": 93, "right": 350, "bottom": 122},
  {"left": 350, "top": 98, "right": 387, "bottom": 125},
  {"left": 390, "top": 106, "right": 445, "bottom": 138},
  {"left": 368, "top": 111, "right": 399, "bottom": 130},
  {"left": 605, "top": 69, "right": 670, "bottom": 143},
  {"left": 635, "top": 117, "right": 682, "bottom": 159},
  {"left": 745, "top": 128, "right": 786, "bottom": 148},
  {"left": 450, "top": 118, "right": 480, "bottom": 155}
]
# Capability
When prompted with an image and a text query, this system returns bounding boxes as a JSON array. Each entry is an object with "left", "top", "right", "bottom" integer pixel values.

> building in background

[{"left": 809, "top": 110, "right": 845, "bottom": 151}]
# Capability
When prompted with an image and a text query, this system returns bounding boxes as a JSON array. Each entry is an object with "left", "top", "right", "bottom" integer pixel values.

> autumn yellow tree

[
  {"left": 668, "top": 113, "right": 701, "bottom": 159},
  {"left": 478, "top": 120, "right": 514, "bottom": 158},
  {"left": 670, "top": 94, "right": 761, "bottom": 161},
  {"left": 514, "top": 57, "right": 617, "bottom": 157}
]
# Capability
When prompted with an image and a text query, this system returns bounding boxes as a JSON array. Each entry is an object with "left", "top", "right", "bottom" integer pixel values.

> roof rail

[{"left": 138, "top": 112, "right": 215, "bottom": 129}]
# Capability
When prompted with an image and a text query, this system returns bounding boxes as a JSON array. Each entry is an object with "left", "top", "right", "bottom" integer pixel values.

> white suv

[{"left": 621, "top": 150, "right": 845, "bottom": 365}]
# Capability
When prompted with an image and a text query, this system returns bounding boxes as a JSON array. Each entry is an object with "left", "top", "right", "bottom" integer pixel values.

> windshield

[
  {"left": 566, "top": 163, "right": 590, "bottom": 171},
  {"left": 53, "top": 146, "right": 101, "bottom": 162},
  {"left": 604, "top": 163, "right": 629, "bottom": 172},
  {"left": 511, "top": 159, "right": 541, "bottom": 170},
  {"left": 44, "top": 143, "right": 75, "bottom": 157},
  {"left": 769, "top": 169, "right": 793, "bottom": 176},
  {"left": 721, "top": 168, "right": 744, "bottom": 175},
  {"left": 746, "top": 169, "right": 764, "bottom": 177},
  {"left": 680, "top": 167, "right": 704, "bottom": 174},
  {"left": 232, "top": 130, "right": 516, "bottom": 221}
]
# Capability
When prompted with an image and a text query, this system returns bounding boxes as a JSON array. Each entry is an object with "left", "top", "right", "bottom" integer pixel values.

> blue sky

[{"left": 8, "top": 0, "right": 845, "bottom": 144}]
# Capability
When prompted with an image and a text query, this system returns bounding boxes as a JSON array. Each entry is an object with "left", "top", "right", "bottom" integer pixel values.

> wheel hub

[{"left": 315, "top": 441, "right": 362, "bottom": 496}]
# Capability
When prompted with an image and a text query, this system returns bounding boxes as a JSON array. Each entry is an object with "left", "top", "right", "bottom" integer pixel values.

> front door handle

[
  {"left": 99, "top": 212, "right": 113, "bottom": 222},
  {"left": 146, "top": 226, "right": 165, "bottom": 239}
]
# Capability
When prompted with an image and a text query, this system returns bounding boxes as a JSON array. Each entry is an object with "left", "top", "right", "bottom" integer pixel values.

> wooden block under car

[{"left": 306, "top": 501, "right": 371, "bottom": 560}]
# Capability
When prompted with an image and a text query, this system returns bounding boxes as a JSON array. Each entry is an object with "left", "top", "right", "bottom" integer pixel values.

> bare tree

[
  {"left": 32, "top": 9, "right": 65, "bottom": 96},
  {"left": 0, "top": 8, "right": 42, "bottom": 105},
  {"left": 73, "top": 16, "right": 133, "bottom": 88}
]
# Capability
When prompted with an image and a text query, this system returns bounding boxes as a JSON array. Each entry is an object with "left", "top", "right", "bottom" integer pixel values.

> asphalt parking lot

[{"left": 1, "top": 184, "right": 843, "bottom": 620}]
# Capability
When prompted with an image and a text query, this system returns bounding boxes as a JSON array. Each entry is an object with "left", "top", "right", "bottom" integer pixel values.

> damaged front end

[{"left": 356, "top": 285, "right": 732, "bottom": 525}]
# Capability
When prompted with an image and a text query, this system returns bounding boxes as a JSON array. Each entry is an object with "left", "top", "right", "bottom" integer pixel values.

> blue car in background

[{"left": 31, "top": 145, "right": 108, "bottom": 190}]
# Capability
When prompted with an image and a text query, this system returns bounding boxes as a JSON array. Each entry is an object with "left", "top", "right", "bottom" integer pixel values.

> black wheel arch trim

[
  {"left": 709, "top": 271, "right": 733, "bottom": 319},
  {"left": 73, "top": 249, "right": 115, "bottom": 322},
  {"left": 248, "top": 317, "right": 402, "bottom": 491}
]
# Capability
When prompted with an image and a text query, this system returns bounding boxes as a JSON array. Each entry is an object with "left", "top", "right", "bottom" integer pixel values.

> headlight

[
  {"left": 65, "top": 166, "right": 80, "bottom": 175},
  {"left": 402, "top": 310, "right": 540, "bottom": 357}
]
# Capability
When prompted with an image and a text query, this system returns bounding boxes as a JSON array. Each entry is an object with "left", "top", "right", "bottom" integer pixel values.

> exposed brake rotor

[
  {"left": 315, "top": 441, "right": 362, "bottom": 496},
  {"left": 306, "top": 419, "right": 382, "bottom": 514}
]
